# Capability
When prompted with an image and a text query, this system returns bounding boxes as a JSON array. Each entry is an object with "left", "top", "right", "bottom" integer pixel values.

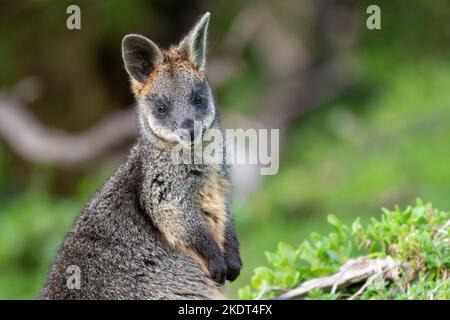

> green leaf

[{"left": 327, "top": 214, "right": 343, "bottom": 230}]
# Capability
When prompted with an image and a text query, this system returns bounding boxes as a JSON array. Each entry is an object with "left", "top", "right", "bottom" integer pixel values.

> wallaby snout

[{"left": 181, "top": 119, "right": 195, "bottom": 140}]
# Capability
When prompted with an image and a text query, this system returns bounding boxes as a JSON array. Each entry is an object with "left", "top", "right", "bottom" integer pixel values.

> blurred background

[{"left": 0, "top": 0, "right": 449, "bottom": 299}]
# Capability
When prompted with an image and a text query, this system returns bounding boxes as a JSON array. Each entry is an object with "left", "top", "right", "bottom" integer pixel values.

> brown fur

[
  {"left": 132, "top": 49, "right": 204, "bottom": 97},
  {"left": 154, "top": 203, "right": 209, "bottom": 273},
  {"left": 197, "top": 165, "right": 229, "bottom": 251}
]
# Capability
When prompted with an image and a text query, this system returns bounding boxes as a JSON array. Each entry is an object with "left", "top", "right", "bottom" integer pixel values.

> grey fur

[{"left": 40, "top": 12, "right": 241, "bottom": 300}]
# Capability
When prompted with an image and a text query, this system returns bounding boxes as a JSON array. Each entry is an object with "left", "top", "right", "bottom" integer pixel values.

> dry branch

[
  {"left": 273, "top": 256, "right": 401, "bottom": 300},
  {"left": 0, "top": 88, "right": 137, "bottom": 168}
]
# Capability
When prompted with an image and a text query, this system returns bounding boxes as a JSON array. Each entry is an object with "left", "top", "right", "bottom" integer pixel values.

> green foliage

[
  {"left": 238, "top": 201, "right": 450, "bottom": 299},
  {"left": 0, "top": 167, "right": 110, "bottom": 299},
  {"left": 0, "top": 192, "right": 78, "bottom": 298}
]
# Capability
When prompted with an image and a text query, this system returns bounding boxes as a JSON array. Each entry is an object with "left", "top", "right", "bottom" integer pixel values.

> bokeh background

[{"left": 0, "top": 0, "right": 449, "bottom": 299}]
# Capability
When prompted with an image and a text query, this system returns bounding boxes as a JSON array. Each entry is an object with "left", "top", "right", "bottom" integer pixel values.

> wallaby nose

[{"left": 181, "top": 119, "right": 195, "bottom": 140}]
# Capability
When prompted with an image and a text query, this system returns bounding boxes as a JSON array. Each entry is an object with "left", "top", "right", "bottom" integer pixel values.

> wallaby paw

[
  {"left": 207, "top": 255, "right": 227, "bottom": 284},
  {"left": 225, "top": 253, "right": 242, "bottom": 282}
]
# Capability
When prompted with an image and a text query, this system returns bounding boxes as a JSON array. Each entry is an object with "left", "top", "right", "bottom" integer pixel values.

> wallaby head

[{"left": 122, "top": 12, "right": 216, "bottom": 147}]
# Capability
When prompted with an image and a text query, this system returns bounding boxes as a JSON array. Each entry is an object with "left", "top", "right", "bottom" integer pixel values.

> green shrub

[{"left": 239, "top": 200, "right": 450, "bottom": 299}]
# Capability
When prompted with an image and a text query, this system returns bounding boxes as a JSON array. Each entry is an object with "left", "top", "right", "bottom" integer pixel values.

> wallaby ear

[
  {"left": 122, "top": 34, "right": 163, "bottom": 83},
  {"left": 179, "top": 12, "right": 210, "bottom": 71}
]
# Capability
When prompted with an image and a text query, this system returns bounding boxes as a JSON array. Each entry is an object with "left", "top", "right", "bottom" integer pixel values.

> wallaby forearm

[{"left": 148, "top": 201, "right": 228, "bottom": 283}]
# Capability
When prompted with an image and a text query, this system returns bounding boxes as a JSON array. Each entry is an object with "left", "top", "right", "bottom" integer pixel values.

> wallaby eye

[
  {"left": 193, "top": 92, "right": 207, "bottom": 108},
  {"left": 194, "top": 95, "right": 203, "bottom": 105},
  {"left": 155, "top": 101, "right": 168, "bottom": 114},
  {"left": 157, "top": 105, "right": 167, "bottom": 114}
]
